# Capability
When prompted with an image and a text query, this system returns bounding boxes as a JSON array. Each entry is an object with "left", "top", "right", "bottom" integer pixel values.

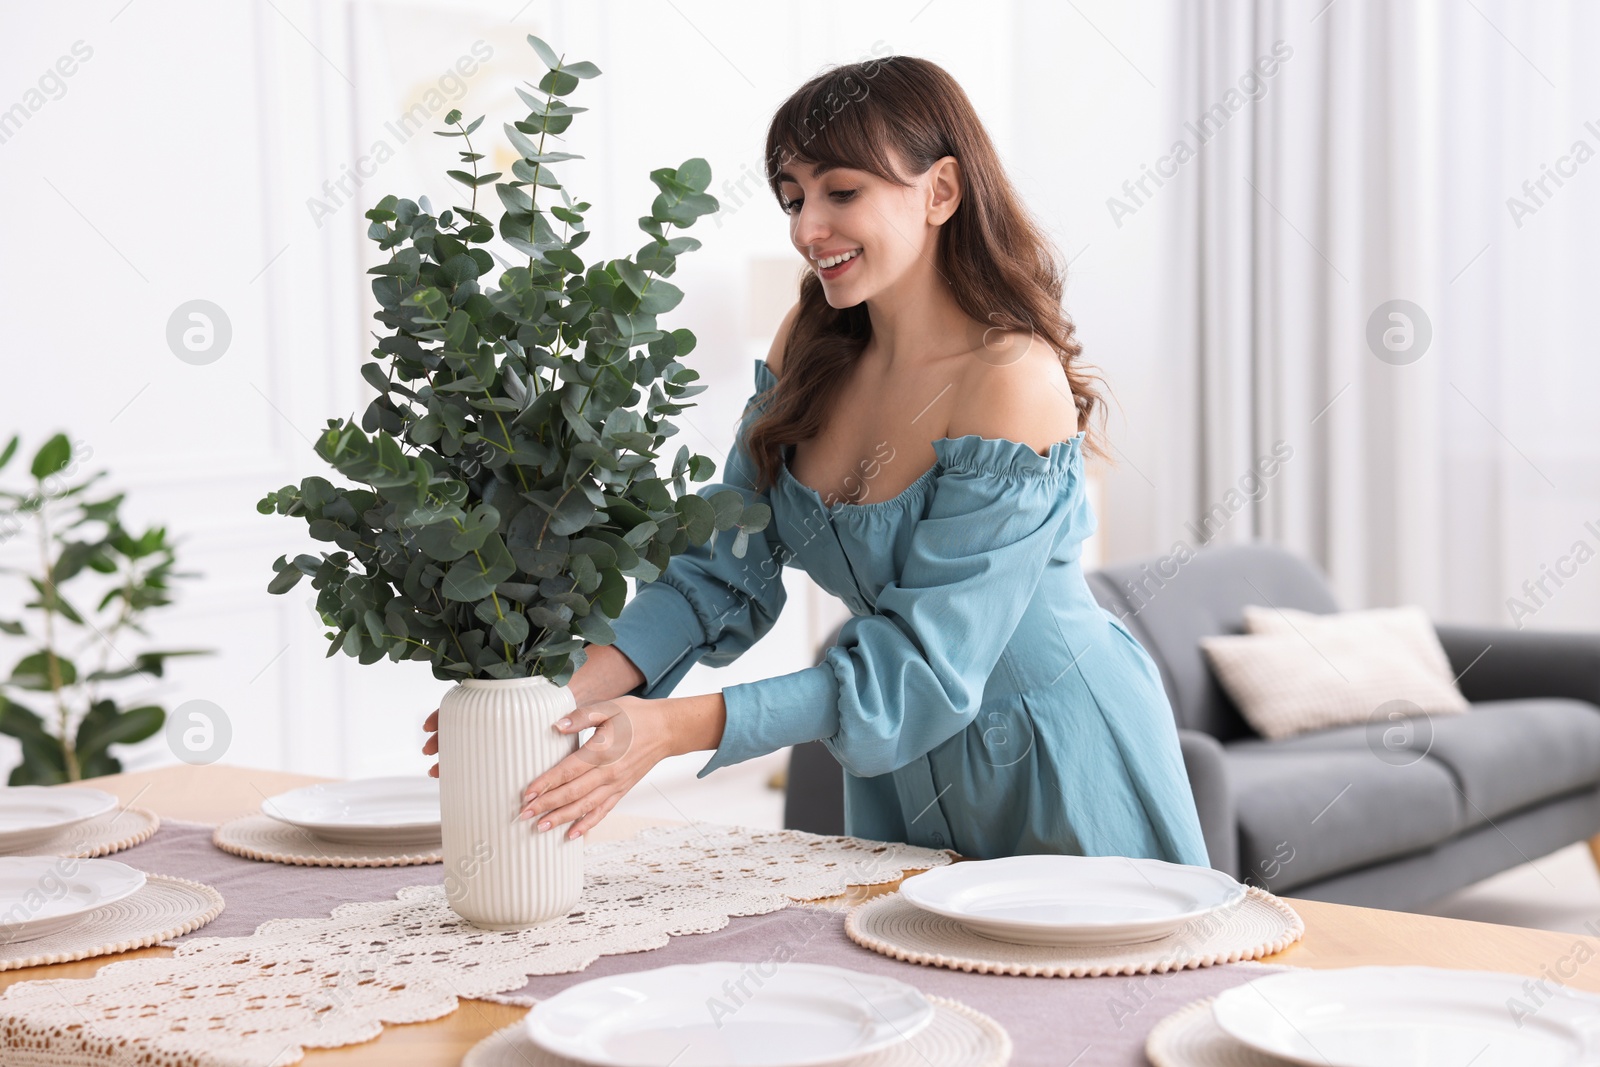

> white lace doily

[{"left": 0, "top": 822, "right": 949, "bottom": 1066}]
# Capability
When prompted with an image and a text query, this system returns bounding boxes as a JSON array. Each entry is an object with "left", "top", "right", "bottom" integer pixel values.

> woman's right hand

[{"left": 419, "top": 646, "right": 646, "bottom": 777}]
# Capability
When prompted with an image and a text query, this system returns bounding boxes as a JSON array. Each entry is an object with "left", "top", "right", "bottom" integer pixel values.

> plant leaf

[
  {"left": 526, "top": 34, "right": 561, "bottom": 69},
  {"left": 29, "top": 434, "right": 72, "bottom": 480},
  {"left": 676, "top": 158, "right": 712, "bottom": 193},
  {"left": 440, "top": 533, "right": 516, "bottom": 602},
  {"left": 9, "top": 650, "right": 77, "bottom": 690}
]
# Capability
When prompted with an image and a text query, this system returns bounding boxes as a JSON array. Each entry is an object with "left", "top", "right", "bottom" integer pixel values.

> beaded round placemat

[
  {"left": 1146, "top": 994, "right": 1289, "bottom": 1066},
  {"left": 212, "top": 814, "right": 442, "bottom": 867},
  {"left": 845, "top": 886, "right": 1303, "bottom": 977},
  {"left": 0, "top": 806, "right": 161, "bottom": 859},
  {"left": 0, "top": 873, "right": 224, "bottom": 971},
  {"left": 462, "top": 994, "right": 1012, "bottom": 1067}
]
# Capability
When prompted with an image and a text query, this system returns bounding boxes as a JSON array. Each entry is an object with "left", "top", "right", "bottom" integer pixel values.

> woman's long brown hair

[{"left": 742, "top": 54, "right": 1108, "bottom": 494}]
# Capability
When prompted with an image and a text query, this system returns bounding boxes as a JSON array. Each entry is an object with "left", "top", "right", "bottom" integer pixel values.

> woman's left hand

[{"left": 519, "top": 695, "right": 676, "bottom": 839}]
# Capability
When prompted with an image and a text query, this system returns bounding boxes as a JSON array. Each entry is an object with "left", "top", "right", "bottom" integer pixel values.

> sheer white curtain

[{"left": 1164, "top": 0, "right": 1600, "bottom": 626}]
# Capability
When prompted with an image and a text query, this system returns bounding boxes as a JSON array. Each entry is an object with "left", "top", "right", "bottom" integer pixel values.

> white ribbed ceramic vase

[{"left": 437, "top": 675, "right": 582, "bottom": 929}]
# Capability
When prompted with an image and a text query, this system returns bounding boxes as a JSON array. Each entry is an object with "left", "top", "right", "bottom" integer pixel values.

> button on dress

[{"left": 608, "top": 357, "right": 1211, "bottom": 866}]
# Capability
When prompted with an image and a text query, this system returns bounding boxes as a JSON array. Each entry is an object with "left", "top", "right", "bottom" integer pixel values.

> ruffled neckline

[{"left": 753, "top": 357, "right": 1083, "bottom": 517}]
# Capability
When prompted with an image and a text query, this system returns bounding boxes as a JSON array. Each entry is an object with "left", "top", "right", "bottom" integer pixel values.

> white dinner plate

[
  {"left": 261, "top": 776, "right": 441, "bottom": 847},
  {"left": 0, "top": 856, "right": 146, "bottom": 944},
  {"left": 524, "top": 961, "right": 936, "bottom": 1066},
  {"left": 1211, "top": 965, "right": 1600, "bottom": 1066},
  {"left": 0, "top": 786, "right": 119, "bottom": 854},
  {"left": 897, "top": 853, "right": 1246, "bottom": 946}
]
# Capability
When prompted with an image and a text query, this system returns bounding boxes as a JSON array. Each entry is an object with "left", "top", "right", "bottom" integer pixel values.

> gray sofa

[{"left": 784, "top": 542, "right": 1600, "bottom": 912}]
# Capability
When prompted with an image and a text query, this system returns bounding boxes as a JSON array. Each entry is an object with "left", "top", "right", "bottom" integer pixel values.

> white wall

[{"left": 1011, "top": 0, "right": 1179, "bottom": 561}]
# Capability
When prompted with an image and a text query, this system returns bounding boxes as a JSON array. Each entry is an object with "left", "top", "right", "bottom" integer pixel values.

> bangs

[{"left": 765, "top": 65, "right": 912, "bottom": 205}]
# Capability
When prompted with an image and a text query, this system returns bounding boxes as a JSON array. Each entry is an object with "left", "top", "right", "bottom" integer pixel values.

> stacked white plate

[
  {"left": 523, "top": 962, "right": 934, "bottom": 1066},
  {"left": 897, "top": 853, "right": 1247, "bottom": 946},
  {"left": 0, "top": 786, "right": 119, "bottom": 854},
  {"left": 1209, "top": 965, "right": 1600, "bottom": 1065},
  {"left": 0, "top": 856, "right": 147, "bottom": 944},
  {"left": 260, "top": 776, "right": 442, "bottom": 848}
]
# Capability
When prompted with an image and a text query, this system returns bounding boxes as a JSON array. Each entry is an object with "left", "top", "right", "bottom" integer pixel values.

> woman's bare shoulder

[{"left": 945, "top": 332, "right": 1078, "bottom": 455}]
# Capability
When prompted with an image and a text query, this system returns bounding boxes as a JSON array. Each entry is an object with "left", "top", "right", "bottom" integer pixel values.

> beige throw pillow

[
  {"left": 1200, "top": 605, "right": 1468, "bottom": 740},
  {"left": 1242, "top": 604, "right": 1458, "bottom": 685}
]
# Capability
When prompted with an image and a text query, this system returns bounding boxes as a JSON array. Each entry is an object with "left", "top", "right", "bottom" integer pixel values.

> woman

[{"left": 423, "top": 56, "right": 1210, "bottom": 867}]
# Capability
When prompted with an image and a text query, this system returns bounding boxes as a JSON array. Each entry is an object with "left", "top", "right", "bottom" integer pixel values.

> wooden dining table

[{"left": 3, "top": 762, "right": 1595, "bottom": 1064}]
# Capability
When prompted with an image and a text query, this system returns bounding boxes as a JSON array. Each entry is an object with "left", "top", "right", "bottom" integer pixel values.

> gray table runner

[{"left": 103, "top": 819, "right": 1296, "bottom": 1065}]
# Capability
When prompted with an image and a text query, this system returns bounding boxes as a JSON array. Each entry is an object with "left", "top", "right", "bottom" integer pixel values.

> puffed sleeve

[
  {"left": 699, "top": 433, "right": 1085, "bottom": 779},
  {"left": 606, "top": 359, "right": 789, "bottom": 700}
]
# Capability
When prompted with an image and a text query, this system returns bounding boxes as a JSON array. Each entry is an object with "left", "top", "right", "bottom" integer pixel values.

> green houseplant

[
  {"left": 0, "top": 433, "right": 208, "bottom": 784},
  {"left": 258, "top": 35, "right": 768, "bottom": 929}
]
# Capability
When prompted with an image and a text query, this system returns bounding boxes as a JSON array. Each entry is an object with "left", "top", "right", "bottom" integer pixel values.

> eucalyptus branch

[
  {"left": 258, "top": 34, "right": 762, "bottom": 685},
  {"left": 455, "top": 117, "right": 481, "bottom": 218}
]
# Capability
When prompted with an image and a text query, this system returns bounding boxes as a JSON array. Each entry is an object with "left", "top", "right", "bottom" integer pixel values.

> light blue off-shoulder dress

[{"left": 608, "top": 357, "right": 1210, "bottom": 867}]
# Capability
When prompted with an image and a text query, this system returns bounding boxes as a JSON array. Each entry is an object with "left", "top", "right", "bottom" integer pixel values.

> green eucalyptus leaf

[
  {"left": 707, "top": 489, "right": 745, "bottom": 528},
  {"left": 676, "top": 493, "right": 716, "bottom": 544},
  {"left": 615, "top": 260, "right": 648, "bottom": 297},
  {"left": 575, "top": 609, "right": 614, "bottom": 643},
  {"left": 537, "top": 68, "right": 580, "bottom": 96},
  {"left": 637, "top": 278, "right": 684, "bottom": 315},
  {"left": 268, "top": 554, "right": 304, "bottom": 593},
  {"left": 441, "top": 533, "right": 516, "bottom": 601},
  {"left": 676, "top": 158, "right": 712, "bottom": 193},
  {"left": 526, "top": 34, "right": 561, "bottom": 69},
  {"left": 503, "top": 123, "right": 542, "bottom": 161},
  {"left": 360, "top": 363, "right": 391, "bottom": 393},
  {"left": 496, "top": 182, "right": 534, "bottom": 214},
  {"left": 493, "top": 611, "right": 530, "bottom": 645}
]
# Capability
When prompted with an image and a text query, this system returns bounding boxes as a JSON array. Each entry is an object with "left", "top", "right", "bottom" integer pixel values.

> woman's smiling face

[{"left": 778, "top": 148, "right": 952, "bottom": 309}]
